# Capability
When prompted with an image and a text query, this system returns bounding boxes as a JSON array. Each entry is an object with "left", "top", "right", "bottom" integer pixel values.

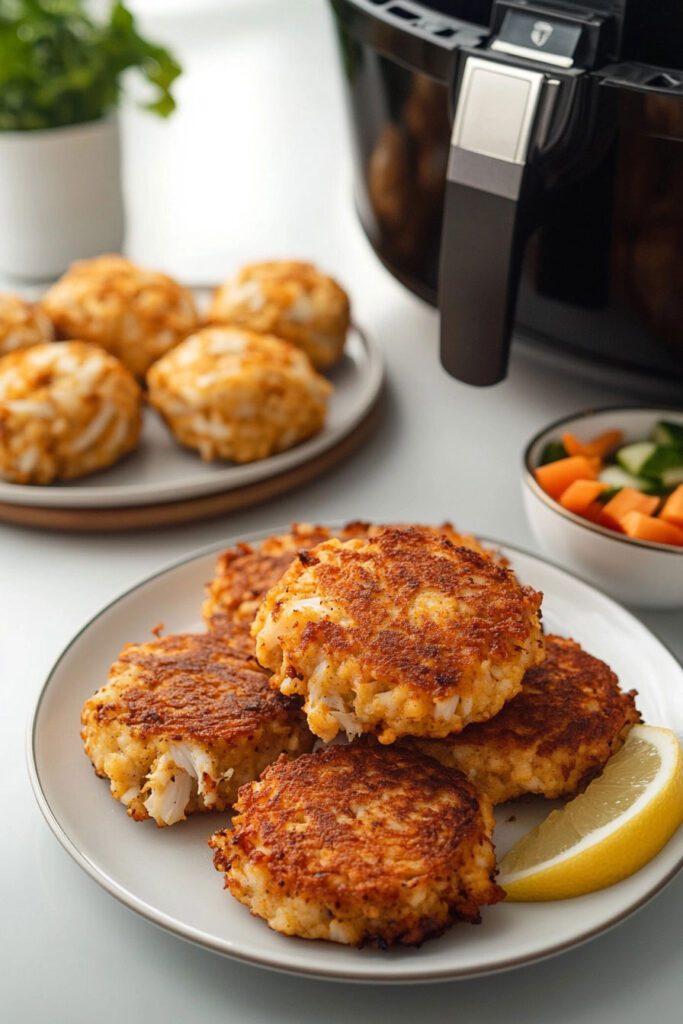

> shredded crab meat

[
  {"left": 135, "top": 743, "right": 226, "bottom": 825},
  {"left": 142, "top": 754, "right": 193, "bottom": 826},
  {"left": 64, "top": 401, "right": 115, "bottom": 454},
  {"left": 168, "top": 742, "right": 217, "bottom": 803},
  {"left": 434, "top": 694, "right": 461, "bottom": 721}
]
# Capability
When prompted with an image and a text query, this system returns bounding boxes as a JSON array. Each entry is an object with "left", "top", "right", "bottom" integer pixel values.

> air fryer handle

[
  {"left": 439, "top": 58, "right": 551, "bottom": 386},
  {"left": 439, "top": 170, "right": 526, "bottom": 385}
]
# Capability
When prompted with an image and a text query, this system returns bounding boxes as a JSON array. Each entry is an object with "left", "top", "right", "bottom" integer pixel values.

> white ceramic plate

[
  {"left": 0, "top": 325, "right": 382, "bottom": 508},
  {"left": 28, "top": 534, "right": 683, "bottom": 984}
]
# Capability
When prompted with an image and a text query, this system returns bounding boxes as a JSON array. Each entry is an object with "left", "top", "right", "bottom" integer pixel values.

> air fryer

[{"left": 331, "top": 0, "right": 683, "bottom": 393}]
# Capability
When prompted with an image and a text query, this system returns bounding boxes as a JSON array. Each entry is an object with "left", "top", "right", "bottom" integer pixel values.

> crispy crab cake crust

[
  {"left": 407, "top": 635, "right": 641, "bottom": 804},
  {"left": 204, "top": 522, "right": 380, "bottom": 631},
  {"left": 81, "top": 628, "right": 313, "bottom": 827},
  {"left": 204, "top": 521, "right": 505, "bottom": 632},
  {"left": 252, "top": 527, "right": 544, "bottom": 743},
  {"left": 209, "top": 743, "right": 503, "bottom": 947}
]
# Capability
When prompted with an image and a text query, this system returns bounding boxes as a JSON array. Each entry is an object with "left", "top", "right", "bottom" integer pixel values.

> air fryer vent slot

[
  {"left": 386, "top": 5, "right": 418, "bottom": 19},
  {"left": 644, "top": 73, "right": 681, "bottom": 89}
]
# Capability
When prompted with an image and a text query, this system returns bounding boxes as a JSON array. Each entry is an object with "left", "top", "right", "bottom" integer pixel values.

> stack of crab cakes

[
  {"left": 210, "top": 524, "right": 640, "bottom": 947},
  {"left": 82, "top": 521, "right": 503, "bottom": 830},
  {"left": 210, "top": 524, "right": 544, "bottom": 946},
  {"left": 81, "top": 520, "right": 642, "bottom": 950}
]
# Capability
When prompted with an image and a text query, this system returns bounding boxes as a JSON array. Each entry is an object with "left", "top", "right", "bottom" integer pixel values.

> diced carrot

[
  {"left": 535, "top": 455, "right": 598, "bottom": 500},
  {"left": 620, "top": 511, "right": 683, "bottom": 547},
  {"left": 660, "top": 484, "right": 683, "bottom": 528},
  {"left": 559, "top": 479, "right": 609, "bottom": 515},
  {"left": 587, "top": 429, "right": 623, "bottom": 459},
  {"left": 581, "top": 501, "right": 607, "bottom": 524},
  {"left": 599, "top": 487, "right": 660, "bottom": 531},
  {"left": 561, "top": 432, "right": 587, "bottom": 457},
  {"left": 561, "top": 429, "right": 623, "bottom": 460},
  {"left": 599, "top": 512, "right": 625, "bottom": 533}
]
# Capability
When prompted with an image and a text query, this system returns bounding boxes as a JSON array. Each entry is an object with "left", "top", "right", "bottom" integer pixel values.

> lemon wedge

[{"left": 498, "top": 724, "right": 683, "bottom": 901}]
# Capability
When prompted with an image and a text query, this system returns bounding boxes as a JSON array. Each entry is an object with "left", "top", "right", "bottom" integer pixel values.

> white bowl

[{"left": 523, "top": 406, "right": 683, "bottom": 609}]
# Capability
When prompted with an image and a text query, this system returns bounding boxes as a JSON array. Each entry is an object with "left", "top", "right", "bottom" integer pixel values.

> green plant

[{"left": 0, "top": 0, "right": 182, "bottom": 130}]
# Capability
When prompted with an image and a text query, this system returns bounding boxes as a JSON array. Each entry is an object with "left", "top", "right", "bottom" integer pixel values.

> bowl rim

[{"left": 523, "top": 404, "right": 683, "bottom": 557}]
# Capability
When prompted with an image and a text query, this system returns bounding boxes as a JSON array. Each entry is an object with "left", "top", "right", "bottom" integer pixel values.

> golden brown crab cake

[
  {"left": 208, "top": 261, "right": 350, "bottom": 369},
  {"left": 0, "top": 341, "right": 141, "bottom": 484},
  {"left": 407, "top": 635, "right": 641, "bottom": 804},
  {"left": 41, "top": 254, "right": 198, "bottom": 378},
  {"left": 0, "top": 292, "right": 54, "bottom": 356},
  {"left": 81, "top": 628, "right": 314, "bottom": 827},
  {"left": 203, "top": 521, "right": 506, "bottom": 632},
  {"left": 209, "top": 743, "right": 503, "bottom": 947},
  {"left": 146, "top": 326, "right": 332, "bottom": 464},
  {"left": 252, "top": 527, "right": 544, "bottom": 744}
]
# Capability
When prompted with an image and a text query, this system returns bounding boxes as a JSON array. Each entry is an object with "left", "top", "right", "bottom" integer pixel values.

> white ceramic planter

[{"left": 0, "top": 115, "right": 125, "bottom": 280}]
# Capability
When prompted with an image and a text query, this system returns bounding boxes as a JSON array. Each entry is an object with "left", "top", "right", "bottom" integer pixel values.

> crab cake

[
  {"left": 209, "top": 743, "right": 503, "bottom": 947},
  {"left": 208, "top": 261, "right": 350, "bottom": 369},
  {"left": 407, "top": 635, "right": 641, "bottom": 804},
  {"left": 253, "top": 527, "right": 544, "bottom": 744},
  {"left": 0, "top": 292, "right": 54, "bottom": 356},
  {"left": 204, "top": 521, "right": 506, "bottom": 633},
  {"left": 0, "top": 341, "right": 141, "bottom": 484},
  {"left": 147, "top": 326, "right": 332, "bottom": 464},
  {"left": 41, "top": 254, "right": 198, "bottom": 377},
  {"left": 81, "top": 628, "right": 314, "bottom": 827}
]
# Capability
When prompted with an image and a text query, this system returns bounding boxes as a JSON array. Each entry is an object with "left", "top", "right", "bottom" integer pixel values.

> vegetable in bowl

[
  {"left": 0, "top": 0, "right": 181, "bottom": 131},
  {"left": 535, "top": 420, "right": 683, "bottom": 548}
]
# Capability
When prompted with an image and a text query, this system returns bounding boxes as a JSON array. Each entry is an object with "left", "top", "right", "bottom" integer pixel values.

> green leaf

[{"left": 0, "top": 0, "right": 182, "bottom": 130}]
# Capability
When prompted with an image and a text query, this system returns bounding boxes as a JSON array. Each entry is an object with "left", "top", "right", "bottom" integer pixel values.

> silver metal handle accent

[
  {"left": 450, "top": 57, "right": 545, "bottom": 165},
  {"left": 438, "top": 56, "right": 556, "bottom": 385}
]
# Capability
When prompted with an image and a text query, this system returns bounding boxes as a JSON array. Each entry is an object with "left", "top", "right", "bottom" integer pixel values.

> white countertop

[{"left": 3, "top": 2, "right": 682, "bottom": 1019}]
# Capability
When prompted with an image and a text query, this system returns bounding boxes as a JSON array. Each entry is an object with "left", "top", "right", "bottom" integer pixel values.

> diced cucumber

[
  {"left": 539, "top": 440, "right": 567, "bottom": 465},
  {"left": 662, "top": 465, "right": 683, "bottom": 489},
  {"left": 616, "top": 441, "right": 656, "bottom": 477},
  {"left": 652, "top": 420, "right": 683, "bottom": 448},
  {"left": 640, "top": 445, "right": 683, "bottom": 484},
  {"left": 598, "top": 465, "right": 660, "bottom": 495}
]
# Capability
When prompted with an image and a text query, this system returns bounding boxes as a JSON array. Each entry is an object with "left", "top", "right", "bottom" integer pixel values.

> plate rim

[
  {"left": 3, "top": 325, "right": 383, "bottom": 509},
  {"left": 26, "top": 531, "right": 683, "bottom": 984}
]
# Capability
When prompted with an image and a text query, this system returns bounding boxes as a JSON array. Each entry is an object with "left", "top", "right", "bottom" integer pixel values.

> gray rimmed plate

[
  {"left": 28, "top": 532, "right": 683, "bottom": 983},
  {"left": 1, "top": 324, "right": 382, "bottom": 509}
]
